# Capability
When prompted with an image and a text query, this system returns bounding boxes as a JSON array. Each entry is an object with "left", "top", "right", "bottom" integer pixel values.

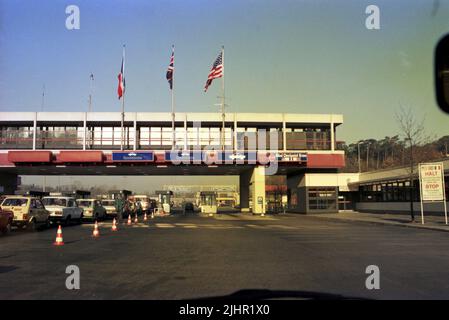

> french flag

[{"left": 117, "top": 47, "right": 125, "bottom": 99}]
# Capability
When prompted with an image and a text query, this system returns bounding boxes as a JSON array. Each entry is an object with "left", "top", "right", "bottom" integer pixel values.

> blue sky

[{"left": 1, "top": 0, "right": 448, "bottom": 144}]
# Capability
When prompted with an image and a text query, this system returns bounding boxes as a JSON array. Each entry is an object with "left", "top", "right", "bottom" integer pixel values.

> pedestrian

[
  {"left": 136, "top": 200, "right": 142, "bottom": 216},
  {"left": 114, "top": 196, "right": 124, "bottom": 223}
]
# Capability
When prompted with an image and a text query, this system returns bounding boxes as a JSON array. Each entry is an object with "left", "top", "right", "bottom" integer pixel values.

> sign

[
  {"left": 275, "top": 152, "right": 307, "bottom": 162},
  {"left": 112, "top": 152, "right": 154, "bottom": 162},
  {"left": 419, "top": 163, "right": 445, "bottom": 201},
  {"left": 165, "top": 151, "right": 202, "bottom": 162},
  {"left": 224, "top": 151, "right": 257, "bottom": 163},
  {"left": 418, "top": 162, "right": 447, "bottom": 225}
]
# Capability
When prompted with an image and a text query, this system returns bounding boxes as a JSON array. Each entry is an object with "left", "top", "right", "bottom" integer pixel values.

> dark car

[
  {"left": 184, "top": 202, "right": 195, "bottom": 213},
  {"left": 0, "top": 207, "right": 14, "bottom": 235}
]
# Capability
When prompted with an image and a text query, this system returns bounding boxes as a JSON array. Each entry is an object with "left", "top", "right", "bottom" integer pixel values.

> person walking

[{"left": 114, "top": 195, "right": 124, "bottom": 223}]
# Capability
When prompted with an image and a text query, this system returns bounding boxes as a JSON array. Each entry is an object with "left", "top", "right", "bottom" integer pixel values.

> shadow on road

[{"left": 190, "top": 289, "right": 371, "bottom": 300}]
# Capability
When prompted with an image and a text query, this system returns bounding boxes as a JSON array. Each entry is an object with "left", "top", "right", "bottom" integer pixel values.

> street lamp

[
  {"left": 405, "top": 137, "right": 415, "bottom": 222},
  {"left": 357, "top": 141, "right": 363, "bottom": 173}
]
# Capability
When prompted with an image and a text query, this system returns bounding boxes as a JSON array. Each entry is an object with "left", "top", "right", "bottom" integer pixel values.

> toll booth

[
  {"left": 14, "top": 190, "right": 50, "bottom": 198},
  {"left": 199, "top": 191, "right": 218, "bottom": 214},
  {"left": 63, "top": 190, "right": 91, "bottom": 199},
  {"left": 155, "top": 190, "right": 173, "bottom": 214},
  {"left": 109, "top": 190, "right": 132, "bottom": 200}
]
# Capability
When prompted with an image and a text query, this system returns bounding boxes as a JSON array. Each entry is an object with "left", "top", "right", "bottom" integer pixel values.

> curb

[{"left": 311, "top": 216, "right": 449, "bottom": 233}]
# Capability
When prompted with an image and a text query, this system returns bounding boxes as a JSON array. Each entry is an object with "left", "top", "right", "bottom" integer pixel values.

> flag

[
  {"left": 166, "top": 46, "right": 174, "bottom": 90},
  {"left": 117, "top": 49, "right": 125, "bottom": 99},
  {"left": 204, "top": 51, "right": 223, "bottom": 92}
]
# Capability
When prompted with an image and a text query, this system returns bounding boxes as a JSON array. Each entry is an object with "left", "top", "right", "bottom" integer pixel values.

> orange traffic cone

[
  {"left": 92, "top": 221, "right": 100, "bottom": 238},
  {"left": 53, "top": 225, "right": 64, "bottom": 246},
  {"left": 134, "top": 214, "right": 138, "bottom": 223},
  {"left": 144, "top": 213, "right": 148, "bottom": 221},
  {"left": 127, "top": 214, "right": 132, "bottom": 225},
  {"left": 112, "top": 218, "right": 118, "bottom": 232}
]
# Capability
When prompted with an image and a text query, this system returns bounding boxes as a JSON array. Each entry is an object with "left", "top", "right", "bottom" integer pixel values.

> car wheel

[
  {"left": 65, "top": 216, "right": 71, "bottom": 226},
  {"left": 27, "top": 219, "right": 37, "bottom": 232},
  {"left": 1, "top": 221, "right": 11, "bottom": 235}
]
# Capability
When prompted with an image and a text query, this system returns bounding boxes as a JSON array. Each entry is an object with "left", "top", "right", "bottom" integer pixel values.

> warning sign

[{"left": 419, "top": 163, "right": 445, "bottom": 201}]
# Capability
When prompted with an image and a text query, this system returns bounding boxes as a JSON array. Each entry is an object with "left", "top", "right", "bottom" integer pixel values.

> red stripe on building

[
  {"left": 57, "top": 151, "right": 103, "bottom": 163},
  {"left": 8, "top": 151, "right": 52, "bottom": 163},
  {"left": 306, "top": 154, "right": 345, "bottom": 168}
]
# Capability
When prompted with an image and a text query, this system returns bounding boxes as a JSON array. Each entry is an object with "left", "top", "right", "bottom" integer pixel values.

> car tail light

[{"left": 23, "top": 213, "right": 28, "bottom": 220}]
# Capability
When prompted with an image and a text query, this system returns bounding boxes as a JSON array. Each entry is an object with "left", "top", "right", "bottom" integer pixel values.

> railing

[{"left": 0, "top": 129, "right": 334, "bottom": 151}]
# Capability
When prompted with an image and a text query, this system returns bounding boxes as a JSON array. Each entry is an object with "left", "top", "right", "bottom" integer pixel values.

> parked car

[
  {"left": 184, "top": 202, "right": 195, "bottom": 213},
  {"left": 0, "top": 196, "right": 50, "bottom": 231},
  {"left": 76, "top": 199, "right": 106, "bottom": 221},
  {"left": 134, "top": 195, "right": 150, "bottom": 214},
  {"left": 42, "top": 196, "right": 83, "bottom": 225},
  {"left": 0, "top": 207, "right": 13, "bottom": 235},
  {"left": 101, "top": 199, "right": 117, "bottom": 217}
]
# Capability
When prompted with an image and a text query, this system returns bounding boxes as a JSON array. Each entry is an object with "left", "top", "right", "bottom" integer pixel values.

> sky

[{"left": 1, "top": 0, "right": 449, "bottom": 191}]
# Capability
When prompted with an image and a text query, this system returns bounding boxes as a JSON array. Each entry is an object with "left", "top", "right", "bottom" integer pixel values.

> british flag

[
  {"left": 166, "top": 46, "right": 174, "bottom": 90},
  {"left": 204, "top": 51, "right": 223, "bottom": 92}
]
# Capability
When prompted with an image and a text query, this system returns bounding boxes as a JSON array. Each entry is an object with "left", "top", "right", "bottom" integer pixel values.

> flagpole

[
  {"left": 121, "top": 45, "right": 126, "bottom": 151},
  {"left": 171, "top": 45, "right": 175, "bottom": 150},
  {"left": 221, "top": 45, "right": 225, "bottom": 151},
  {"left": 88, "top": 73, "right": 94, "bottom": 112}
]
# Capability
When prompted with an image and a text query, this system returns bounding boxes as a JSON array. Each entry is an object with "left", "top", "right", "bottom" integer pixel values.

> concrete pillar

[
  {"left": 330, "top": 116, "right": 335, "bottom": 151},
  {"left": 133, "top": 114, "right": 137, "bottom": 151},
  {"left": 251, "top": 166, "right": 266, "bottom": 214},
  {"left": 32, "top": 112, "right": 37, "bottom": 150},
  {"left": 83, "top": 112, "right": 87, "bottom": 151},
  {"left": 184, "top": 115, "right": 187, "bottom": 150},
  {"left": 0, "top": 173, "right": 19, "bottom": 195},
  {"left": 233, "top": 114, "right": 237, "bottom": 151},
  {"left": 239, "top": 169, "right": 251, "bottom": 212},
  {"left": 282, "top": 113, "right": 287, "bottom": 152}
]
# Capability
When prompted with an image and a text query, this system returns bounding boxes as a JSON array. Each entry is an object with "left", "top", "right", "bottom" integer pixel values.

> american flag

[
  {"left": 117, "top": 49, "right": 125, "bottom": 99},
  {"left": 204, "top": 51, "right": 223, "bottom": 92},
  {"left": 166, "top": 46, "right": 174, "bottom": 90}
]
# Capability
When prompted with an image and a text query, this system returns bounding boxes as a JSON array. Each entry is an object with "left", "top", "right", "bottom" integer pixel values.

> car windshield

[
  {"left": 42, "top": 198, "right": 67, "bottom": 207},
  {"left": 77, "top": 201, "right": 93, "bottom": 207},
  {"left": 102, "top": 200, "right": 115, "bottom": 206},
  {"left": 1, "top": 198, "right": 28, "bottom": 207}
]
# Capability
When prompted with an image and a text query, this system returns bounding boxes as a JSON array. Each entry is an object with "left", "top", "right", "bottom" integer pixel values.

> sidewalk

[{"left": 310, "top": 211, "right": 449, "bottom": 232}]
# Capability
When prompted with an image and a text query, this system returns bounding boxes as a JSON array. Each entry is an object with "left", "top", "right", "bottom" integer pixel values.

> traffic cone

[
  {"left": 112, "top": 218, "right": 118, "bottom": 232},
  {"left": 92, "top": 221, "right": 100, "bottom": 238},
  {"left": 53, "top": 225, "right": 64, "bottom": 246},
  {"left": 144, "top": 213, "right": 148, "bottom": 221},
  {"left": 127, "top": 214, "right": 132, "bottom": 225},
  {"left": 134, "top": 214, "right": 138, "bottom": 223}
]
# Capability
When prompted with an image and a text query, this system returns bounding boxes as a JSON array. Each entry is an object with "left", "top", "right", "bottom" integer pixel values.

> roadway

[{"left": 1, "top": 212, "right": 449, "bottom": 299}]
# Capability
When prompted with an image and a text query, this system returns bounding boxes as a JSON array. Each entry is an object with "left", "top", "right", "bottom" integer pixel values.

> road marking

[
  {"left": 155, "top": 223, "right": 175, "bottom": 228},
  {"left": 266, "top": 224, "right": 298, "bottom": 230}
]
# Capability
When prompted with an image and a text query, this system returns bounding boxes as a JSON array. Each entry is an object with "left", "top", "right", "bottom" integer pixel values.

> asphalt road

[{"left": 1, "top": 212, "right": 449, "bottom": 300}]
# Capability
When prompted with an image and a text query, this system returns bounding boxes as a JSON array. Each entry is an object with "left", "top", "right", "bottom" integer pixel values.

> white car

[
  {"left": 101, "top": 199, "right": 117, "bottom": 217},
  {"left": 134, "top": 195, "right": 150, "bottom": 213},
  {"left": 42, "top": 196, "right": 83, "bottom": 225},
  {"left": 76, "top": 199, "right": 107, "bottom": 221}
]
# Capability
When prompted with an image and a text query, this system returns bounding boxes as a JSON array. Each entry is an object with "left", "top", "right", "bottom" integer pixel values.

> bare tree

[{"left": 395, "top": 106, "right": 427, "bottom": 222}]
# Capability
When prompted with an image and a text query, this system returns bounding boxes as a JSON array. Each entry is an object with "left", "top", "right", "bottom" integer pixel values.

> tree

[{"left": 395, "top": 106, "right": 427, "bottom": 222}]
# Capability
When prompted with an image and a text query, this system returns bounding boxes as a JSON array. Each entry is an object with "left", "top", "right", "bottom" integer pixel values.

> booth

[
  {"left": 155, "top": 190, "right": 173, "bottom": 214},
  {"left": 199, "top": 191, "right": 218, "bottom": 214}
]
